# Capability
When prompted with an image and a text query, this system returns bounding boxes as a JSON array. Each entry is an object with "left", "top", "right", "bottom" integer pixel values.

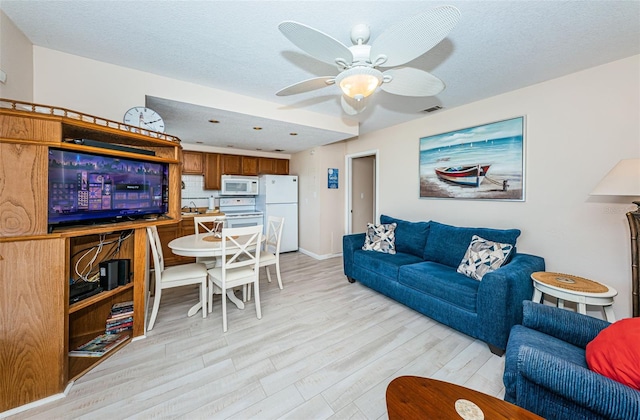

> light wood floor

[{"left": 11, "top": 252, "right": 505, "bottom": 419}]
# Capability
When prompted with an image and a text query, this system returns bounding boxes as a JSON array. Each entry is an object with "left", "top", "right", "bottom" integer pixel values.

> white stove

[{"left": 219, "top": 197, "right": 264, "bottom": 228}]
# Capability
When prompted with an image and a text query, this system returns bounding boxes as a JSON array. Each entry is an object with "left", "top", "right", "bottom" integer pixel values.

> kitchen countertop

[{"left": 181, "top": 208, "right": 224, "bottom": 217}]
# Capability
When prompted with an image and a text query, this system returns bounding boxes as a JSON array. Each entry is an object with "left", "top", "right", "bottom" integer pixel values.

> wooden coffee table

[{"left": 386, "top": 376, "right": 543, "bottom": 419}]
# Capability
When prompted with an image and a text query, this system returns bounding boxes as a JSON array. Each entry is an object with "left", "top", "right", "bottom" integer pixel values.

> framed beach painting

[{"left": 419, "top": 116, "right": 525, "bottom": 201}]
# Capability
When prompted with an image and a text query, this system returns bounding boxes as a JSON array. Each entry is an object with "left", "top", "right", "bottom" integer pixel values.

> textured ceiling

[
  {"left": 147, "top": 95, "right": 354, "bottom": 153},
  {"left": 2, "top": 1, "right": 639, "bottom": 153}
]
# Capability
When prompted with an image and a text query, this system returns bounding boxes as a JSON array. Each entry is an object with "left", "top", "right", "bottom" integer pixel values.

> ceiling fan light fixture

[{"left": 336, "top": 67, "right": 382, "bottom": 100}]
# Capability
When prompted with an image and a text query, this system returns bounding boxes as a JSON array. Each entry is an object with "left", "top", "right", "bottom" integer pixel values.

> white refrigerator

[{"left": 256, "top": 175, "right": 298, "bottom": 252}]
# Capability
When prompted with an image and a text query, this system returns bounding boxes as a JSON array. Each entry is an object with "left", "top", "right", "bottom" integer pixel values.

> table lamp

[{"left": 590, "top": 158, "right": 640, "bottom": 316}]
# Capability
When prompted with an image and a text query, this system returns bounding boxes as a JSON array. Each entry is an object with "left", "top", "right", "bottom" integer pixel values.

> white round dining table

[{"left": 168, "top": 233, "right": 257, "bottom": 314}]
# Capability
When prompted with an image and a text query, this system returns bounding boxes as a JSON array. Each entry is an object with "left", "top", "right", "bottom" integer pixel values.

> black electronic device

[
  {"left": 67, "top": 138, "right": 156, "bottom": 156},
  {"left": 113, "top": 258, "right": 131, "bottom": 286},
  {"left": 47, "top": 148, "right": 169, "bottom": 228},
  {"left": 99, "top": 260, "right": 120, "bottom": 291},
  {"left": 69, "top": 281, "right": 102, "bottom": 304}
]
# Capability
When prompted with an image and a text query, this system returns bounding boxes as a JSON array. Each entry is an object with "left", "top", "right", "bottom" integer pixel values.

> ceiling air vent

[{"left": 422, "top": 105, "right": 443, "bottom": 113}]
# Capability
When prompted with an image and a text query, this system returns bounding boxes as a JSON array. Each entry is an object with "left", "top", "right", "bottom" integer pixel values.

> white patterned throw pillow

[
  {"left": 457, "top": 235, "right": 513, "bottom": 280},
  {"left": 362, "top": 222, "right": 397, "bottom": 254}
]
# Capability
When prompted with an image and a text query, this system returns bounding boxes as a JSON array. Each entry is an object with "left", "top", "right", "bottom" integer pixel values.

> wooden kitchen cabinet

[
  {"left": 182, "top": 222, "right": 195, "bottom": 236},
  {"left": 204, "top": 153, "right": 222, "bottom": 190},
  {"left": 257, "top": 157, "right": 289, "bottom": 175},
  {"left": 156, "top": 220, "right": 196, "bottom": 266},
  {"left": 202, "top": 153, "right": 289, "bottom": 191},
  {"left": 274, "top": 158, "right": 289, "bottom": 175},
  {"left": 182, "top": 151, "right": 204, "bottom": 174},
  {"left": 242, "top": 156, "right": 259, "bottom": 175},
  {"left": 258, "top": 157, "right": 275, "bottom": 174},
  {"left": 156, "top": 224, "right": 184, "bottom": 266},
  {"left": 220, "top": 154, "right": 242, "bottom": 175}
]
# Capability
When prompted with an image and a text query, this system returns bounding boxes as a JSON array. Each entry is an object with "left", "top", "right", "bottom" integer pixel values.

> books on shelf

[
  {"left": 106, "top": 300, "right": 133, "bottom": 334},
  {"left": 107, "top": 325, "right": 133, "bottom": 335},
  {"left": 69, "top": 333, "right": 129, "bottom": 357},
  {"left": 68, "top": 301, "right": 134, "bottom": 357},
  {"left": 110, "top": 300, "right": 134, "bottom": 315}
]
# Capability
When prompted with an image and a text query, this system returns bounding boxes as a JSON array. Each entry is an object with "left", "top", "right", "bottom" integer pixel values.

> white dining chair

[
  {"left": 207, "top": 225, "right": 262, "bottom": 332},
  {"left": 261, "top": 216, "right": 285, "bottom": 289},
  {"left": 194, "top": 215, "right": 226, "bottom": 269},
  {"left": 146, "top": 226, "right": 208, "bottom": 331},
  {"left": 246, "top": 216, "right": 285, "bottom": 301}
]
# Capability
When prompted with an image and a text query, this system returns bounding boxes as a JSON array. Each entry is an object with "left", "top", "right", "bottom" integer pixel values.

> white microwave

[{"left": 220, "top": 175, "right": 259, "bottom": 196}]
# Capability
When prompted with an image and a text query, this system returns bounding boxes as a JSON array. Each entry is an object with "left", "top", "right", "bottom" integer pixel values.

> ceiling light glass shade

[
  {"left": 336, "top": 67, "right": 383, "bottom": 101},
  {"left": 341, "top": 95, "right": 368, "bottom": 115},
  {"left": 590, "top": 159, "right": 640, "bottom": 196}
]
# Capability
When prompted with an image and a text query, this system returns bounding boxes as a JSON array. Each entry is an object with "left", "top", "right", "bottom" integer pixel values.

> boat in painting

[{"left": 435, "top": 164, "right": 491, "bottom": 187}]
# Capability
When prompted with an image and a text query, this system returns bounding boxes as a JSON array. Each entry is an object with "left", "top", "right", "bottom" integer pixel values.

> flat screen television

[{"left": 48, "top": 148, "right": 169, "bottom": 228}]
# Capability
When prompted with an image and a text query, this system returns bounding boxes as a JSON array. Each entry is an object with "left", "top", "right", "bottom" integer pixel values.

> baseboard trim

[
  {"left": 298, "top": 248, "right": 342, "bottom": 260},
  {"left": 1, "top": 391, "right": 67, "bottom": 418}
]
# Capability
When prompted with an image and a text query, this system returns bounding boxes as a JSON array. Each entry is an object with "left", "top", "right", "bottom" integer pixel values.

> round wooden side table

[{"left": 531, "top": 271, "right": 618, "bottom": 321}]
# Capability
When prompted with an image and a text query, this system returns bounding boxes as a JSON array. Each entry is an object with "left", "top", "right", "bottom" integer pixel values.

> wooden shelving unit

[{"left": 0, "top": 99, "right": 183, "bottom": 413}]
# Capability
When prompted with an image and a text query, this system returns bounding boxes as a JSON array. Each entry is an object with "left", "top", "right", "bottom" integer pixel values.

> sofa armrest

[
  {"left": 476, "top": 253, "right": 545, "bottom": 349},
  {"left": 343, "top": 233, "right": 365, "bottom": 252},
  {"left": 516, "top": 345, "right": 640, "bottom": 419},
  {"left": 522, "top": 300, "right": 610, "bottom": 348},
  {"left": 343, "top": 233, "right": 365, "bottom": 280}
]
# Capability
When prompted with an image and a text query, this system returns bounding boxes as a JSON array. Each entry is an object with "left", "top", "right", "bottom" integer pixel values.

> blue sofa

[
  {"left": 504, "top": 301, "right": 640, "bottom": 419},
  {"left": 342, "top": 215, "right": 545, "bottom": 355}
]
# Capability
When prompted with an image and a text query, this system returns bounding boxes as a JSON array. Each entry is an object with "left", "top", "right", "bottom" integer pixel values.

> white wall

[
  {"left": 291, "top": 142, "right": 346, "bottom": 259},
  {"left": 31, "top": 47, "right": 357, "bottom": 138},
  {"left": 340, "top": 55, "right": 640, "bottom": 319},
  {"left": 0, "top": 10, "right": 33, "bottom": 101}
]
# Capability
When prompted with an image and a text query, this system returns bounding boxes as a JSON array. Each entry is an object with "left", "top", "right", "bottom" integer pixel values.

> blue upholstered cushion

[
  {"left": 352, "top": 249, "right": 423, "bottom": 280},
  {"left": 380, "top": 214, "right": 430, "bottom": 258},
  {"left": 398, "top": 261, "right": 480, "bottom": 312},
  {"left": 423, "top": 221, "right": 521, "bottom": 268},
  {"left": 504, "top": 324, "right": 589, "bottom": 403}
]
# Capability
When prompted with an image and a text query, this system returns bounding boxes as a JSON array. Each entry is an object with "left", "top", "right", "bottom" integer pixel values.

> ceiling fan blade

[
  {"left": 341, "top": 95, "right": 368, "bottom": 115},
  {"left": 276, "top": 77, "right": 335, "bottom": 96},
  {"left": 279, "top": 21, "right": 354, "bottom": 67},
  {"left": 380, "top": 68, "right": 445, "bottom": 96},
  {"left": 370, "top": 5, "right": 460, "bottom": 67}
]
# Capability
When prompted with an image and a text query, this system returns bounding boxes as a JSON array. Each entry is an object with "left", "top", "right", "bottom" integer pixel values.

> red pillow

[{"left": 586, "top": 318, "right": 640, "bottom": 390}]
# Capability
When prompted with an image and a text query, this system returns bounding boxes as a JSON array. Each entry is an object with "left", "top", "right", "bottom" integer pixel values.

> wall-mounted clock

[{"left": 123, "top": 106, "right": 165, "bottom": 133}]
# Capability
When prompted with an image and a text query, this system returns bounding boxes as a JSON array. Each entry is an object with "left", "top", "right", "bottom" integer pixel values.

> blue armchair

[{"left": 504, "top": 301, "right": 640, "bottom": 419}]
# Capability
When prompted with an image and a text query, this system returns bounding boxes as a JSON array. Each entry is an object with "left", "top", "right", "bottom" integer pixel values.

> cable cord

[
  {"left": 73, "top": 230, "right": 133, "bottom": 283},
  {"left": 75, "top": 233, "right": 106, "bottom": 282},
  {"left": 70, "top": 230, "right": 132, "bottom": 260}
]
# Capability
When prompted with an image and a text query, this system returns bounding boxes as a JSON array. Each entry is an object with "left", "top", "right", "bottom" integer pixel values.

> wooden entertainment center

[{"left": 0, "top": 99, "right": 182, "bottom": 413}]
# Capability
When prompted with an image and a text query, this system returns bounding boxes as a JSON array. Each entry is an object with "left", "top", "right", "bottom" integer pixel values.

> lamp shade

[
  {"left": 590, "top": 158, "right": 640, "bottom": 196},
  {"left": 335, "top": 67, "right": 383, "bottom": 101}
]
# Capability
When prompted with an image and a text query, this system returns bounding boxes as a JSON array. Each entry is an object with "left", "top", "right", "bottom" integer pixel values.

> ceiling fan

[{"left": 276, "top": 5, "right": 461, "bottom": 115}]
